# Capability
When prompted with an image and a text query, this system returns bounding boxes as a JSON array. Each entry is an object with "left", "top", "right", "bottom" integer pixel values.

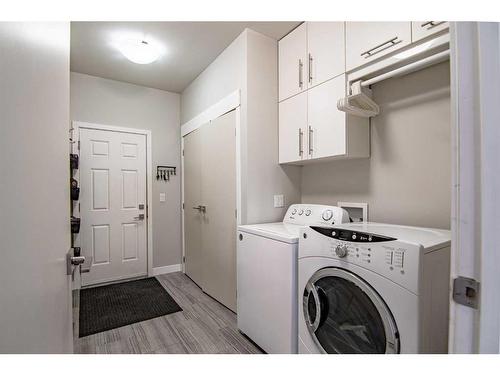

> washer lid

[{"left": 238, "top": 222, "right": 301, "bottom": 244}]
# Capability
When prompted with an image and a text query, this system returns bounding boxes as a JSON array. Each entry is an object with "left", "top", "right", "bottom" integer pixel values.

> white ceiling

[{"left": 70, "top": 22, "right": 300, "bottom": 93}]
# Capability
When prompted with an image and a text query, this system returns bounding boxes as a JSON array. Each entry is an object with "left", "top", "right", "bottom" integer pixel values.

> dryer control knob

[
  {"left": 335, "top": 245, "right": 348, "bottom": 258},
  {"left": 298, "top": 209, "right": 304, "bottom": 215},
  {"left": 305, "top": 209, "right": 311, "bottom": 216},
  {"left": 322, "top": 209, "right": 333, "bottom": 221},
  {"left": 291, "top": 208, "right": 297, "bottom": 215}
]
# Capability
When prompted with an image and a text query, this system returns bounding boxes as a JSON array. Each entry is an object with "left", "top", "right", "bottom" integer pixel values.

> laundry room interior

[{"left": 1, "top": 2, "right": 499, "bottom": 362}]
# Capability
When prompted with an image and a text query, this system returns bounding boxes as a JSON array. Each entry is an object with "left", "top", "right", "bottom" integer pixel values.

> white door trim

[
  {"left": 180, "top": 89, "right": 240, "bottom": 137},
  {"left": 72, "top": 121, "right": 154, "bottom": 278},
  {"left": 181, "top": 101, "right": 242, "bottom": 273}
]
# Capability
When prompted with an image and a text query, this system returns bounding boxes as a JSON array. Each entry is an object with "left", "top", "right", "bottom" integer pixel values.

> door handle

[
  {"left": 298, "top": 128, "right": 304, "bottom": 157},
  {"left": 361, "top": 36, "right": 401, "bottom": 58},
  {"left": 298, "top": 59, "right": 303, "bottom": 89},
  {"left": 192, "top": 205, "right": 206, "bottom": 213},
  {"left": 133, "top": 213, "right": 145, "bottom": 221},
  {"left": 308, "top": 53, "right": 313, "bottom": 83},
  {"left": 308, "top": 126, "right": 314, "bottom": 156}
]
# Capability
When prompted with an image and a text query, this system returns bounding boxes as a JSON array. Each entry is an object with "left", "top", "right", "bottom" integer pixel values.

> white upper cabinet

[
  {"left": 307, "top": 75, "right": 347, "bottom": 159},
  {"left": 345, "top": 22, "right": 412, "bottom": 71},
  {"left": 307, "top": 22, "right": 345, "bottom": 89},
  {"left": 412, "top": 21, "right": 449, "bottom": 42},
  {"left": 279, "top": 23, "right": 307, "bottom": 102},
  {"left": 279, "top": 91, "right": 307, "bottom": 164}
]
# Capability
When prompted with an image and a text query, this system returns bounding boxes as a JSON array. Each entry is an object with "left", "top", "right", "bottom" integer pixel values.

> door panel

[
  {"left": 279, "top": 91, "right": 308, "bottom": 164},
  {"left": 412, "top": 21, "right": 449, "bottom": 42},
  {"left": 307, "top": 22, "right": 345, "bottom": 88},
  {"left": 308, "top": 75, "right": 347, "bottom": 159},
  {"left": 183, "top": 127, "right": 204, "bottom": 286},
  {"left": 80, "top": 128, "right": 147, "bottom": 286},
  {"left": 346, "top": 22, "right": 412, "bottom": 71},
  {"left": 201, "top": 111, "right": 237, "bottom": 311},
  {"left": 279, "top": 23, "right": 307, "bottom": 102}
]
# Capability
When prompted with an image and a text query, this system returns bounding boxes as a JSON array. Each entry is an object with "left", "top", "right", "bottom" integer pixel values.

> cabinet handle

[
  {"left": 298, "top": 128, "right": 304, "bottom": 157},
  {"left": 308, "top": 53, "right": 313, "bottom": 83},
  {"left": 308, "top": 126, "right": 313, "bottom": 156},
  {"left": 361, "top": 37, "right": 401, "bottom": 59},
  {"left": 421, "top": 21, "right": 445, "bottom": 30},
  {"left": 298, "top": 59, "right": 303, "bottom": 89}
]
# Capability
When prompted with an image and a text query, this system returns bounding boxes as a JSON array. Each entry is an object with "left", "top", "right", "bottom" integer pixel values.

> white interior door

[{"left": 79, "top": 128, "right": 148, "bottom": 286}]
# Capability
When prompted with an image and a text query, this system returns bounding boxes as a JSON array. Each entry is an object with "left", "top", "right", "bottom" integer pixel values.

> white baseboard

[{"left": 152, "top": 264, "right": 182, "bottom": 276}]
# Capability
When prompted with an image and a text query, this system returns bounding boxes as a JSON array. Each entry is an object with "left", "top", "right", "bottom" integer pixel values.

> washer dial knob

[
  {"left": 305, "top": 209, "right": 311, "bottom": 216},
  {"left": 322, "top": 209, "right": 333, "bottom": 221},
  {"left": 298, "top": 209, "right": 304, "bottom": 215},
  {"left": 291, "top": 208, "right": 297, "bottom": 215},
  {"left": 335, "top": 245, "right": 348, "bottom": 258}
]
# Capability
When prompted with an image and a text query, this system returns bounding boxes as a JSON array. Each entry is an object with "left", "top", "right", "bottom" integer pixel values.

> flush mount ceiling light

[{"left": 118, "top": 39, "right": 161, "bottom": 64}]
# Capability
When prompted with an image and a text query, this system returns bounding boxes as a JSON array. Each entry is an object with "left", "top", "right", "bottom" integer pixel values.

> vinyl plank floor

[{"left": 74, "top": 272, "right": 263, "bottom": 354}]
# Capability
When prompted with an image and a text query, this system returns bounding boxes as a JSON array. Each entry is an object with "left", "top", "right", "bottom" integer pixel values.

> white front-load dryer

[{"left": 298, "top": 223, "right": 451, "bottom": 354}]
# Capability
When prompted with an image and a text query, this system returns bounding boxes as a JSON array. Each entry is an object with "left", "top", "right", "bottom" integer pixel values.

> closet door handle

[
  {"left": 298, "top": 59, "right": 303, "bottom": 89},
  {"left": 308, "top": 54, "right": 313, "bottom": 83},
  {"left": 298, "top": 128, "right": 304, "bottom": 157},
  {"left": 421, "top": 21, "right": 445, "bottom": 30},
  {"left": 361, "top": 37, "right": 401, "bottom": 58},
  {"left": 308, "top": 126, "right": 313, "bottom": 156}
]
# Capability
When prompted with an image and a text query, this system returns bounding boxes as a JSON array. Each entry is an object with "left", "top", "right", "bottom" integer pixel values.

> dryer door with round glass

[{"left": 303, "top": 267, "right": 400, "bottom": 354}]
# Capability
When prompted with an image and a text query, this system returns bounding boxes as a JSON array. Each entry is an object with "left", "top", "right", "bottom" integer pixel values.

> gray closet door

[
  {"left": 201, "top": 110, "right": 237, "bottom": 311},
  {"left": 183, "top": 126, "right": 204, "bottom": 287}
]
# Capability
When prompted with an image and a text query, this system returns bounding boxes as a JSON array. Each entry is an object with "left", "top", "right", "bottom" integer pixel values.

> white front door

[{"left": 79, "top": 128, "right": 148, "bottom": 286}]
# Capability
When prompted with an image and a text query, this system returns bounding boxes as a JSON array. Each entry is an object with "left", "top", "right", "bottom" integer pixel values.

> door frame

[
  {"left": 180, "top": 90, "right": 242, "bottom": 272},
  {"left": 72, "top": 121, "right": 154, "bottom": 280},
  {"left": 449, "top": 22, "right": 500, "bottom": 353}
]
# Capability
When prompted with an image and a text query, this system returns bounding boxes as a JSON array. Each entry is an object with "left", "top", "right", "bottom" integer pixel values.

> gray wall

[
  {"left": 301, "top": 62, "right": 451, "bottom": 229},
  {"left": 0, "top": 22, "right": 73, "bottom": 353},
  {"left": 180, "top": 29, "right": 301, "bottom": 225},
  {"left": 70, "top": 72, "right": 182, "bottom": 267}
]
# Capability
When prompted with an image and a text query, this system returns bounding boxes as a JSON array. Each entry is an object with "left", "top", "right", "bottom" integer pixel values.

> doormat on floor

[{"left": 79, "top": 277, "right": 182, "bottom": 338}]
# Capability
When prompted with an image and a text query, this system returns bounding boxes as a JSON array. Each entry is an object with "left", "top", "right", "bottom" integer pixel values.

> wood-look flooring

[{"left": 73, "top": 272, "right": 263, "bottom": 354}]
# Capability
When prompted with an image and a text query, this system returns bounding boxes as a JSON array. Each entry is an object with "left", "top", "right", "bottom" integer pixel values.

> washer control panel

[
  {"left": 284, "top": 204, "right": 349, "bottom": 226},
  {"left": 300, "top": 226, "right": 421, "bottom": 294}
]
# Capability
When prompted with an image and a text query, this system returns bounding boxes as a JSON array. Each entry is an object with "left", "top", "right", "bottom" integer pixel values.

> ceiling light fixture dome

[{"left": 118, "top": 39, "right": 160, "bottom": 64}]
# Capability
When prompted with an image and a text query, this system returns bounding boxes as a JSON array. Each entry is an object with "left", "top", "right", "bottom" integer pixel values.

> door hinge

[
  {"left": 183, "top": 256, "right": 185, "bottom": 263},
  {"left": 182, "top": 149, "right": 184, "bottom": 156},
  {"left": 77, "top": 140, "right": 80, "bottom": 150},
  {"left": 182, "top": 202, "right": 185, "bottom": 209},
  {"left": 235, "top": 209, "right": 237, "bottom": 218},
  {"left": 453, "top": 276, "right": 480, "bottom": 309}
]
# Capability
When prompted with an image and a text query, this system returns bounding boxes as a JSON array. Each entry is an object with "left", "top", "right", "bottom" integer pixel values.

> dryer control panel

[{"left": 283, "top": 204, "right": 350, "bottom": 226}]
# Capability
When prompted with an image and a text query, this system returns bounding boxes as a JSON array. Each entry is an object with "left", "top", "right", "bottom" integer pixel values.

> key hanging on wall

[{"left": 156, "top": 166, "right": 176, "bottom": 182}]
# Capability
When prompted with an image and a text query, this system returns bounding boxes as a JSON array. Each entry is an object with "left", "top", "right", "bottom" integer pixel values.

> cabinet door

[
  {"left": 307, "top": 22, "right": 345, "bottom": 89},
  {"left": 279, "top": 91, "right": 307, "bottom": 164},
  {"left": 346, "top": 22, "right": 411, "bottom": 71},
  {"left": 279, "top": 23, "right": 307, "bottom": 102},
  {"left": 412, "top": 21, "right": 449, "bottom": 42},
  {"left": 307, "top": 75, "right": 346, "bottom": 159}
]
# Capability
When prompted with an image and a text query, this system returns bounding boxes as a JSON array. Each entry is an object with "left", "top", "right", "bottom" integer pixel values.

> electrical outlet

[
  {"left": 274, "top": 194, "right": 284, "bottom": 208},
  {"left": 159, "top": 193, "right": 166, "bottom": 202}
]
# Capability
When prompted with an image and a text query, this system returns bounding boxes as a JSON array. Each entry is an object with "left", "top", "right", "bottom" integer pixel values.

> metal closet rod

[{"left": 360, "top": 49, "right": 450, "bottom": 87}]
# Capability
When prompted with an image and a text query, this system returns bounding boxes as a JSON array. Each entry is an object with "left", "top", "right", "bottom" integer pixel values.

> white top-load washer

[
  {"left": 298, "top": 222, "right": 451, "bottom": 354},
  {"left": 237, "top": 204, "right": 349, "bottom": 354}
]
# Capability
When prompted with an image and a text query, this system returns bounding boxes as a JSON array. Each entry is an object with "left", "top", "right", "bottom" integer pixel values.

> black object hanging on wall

[
  {"left": 71, "top": 216, "right": 81, "bottom": 234},
  {"left": 71, "top": 178, "right": 80, "bottom": 200},
  {"left": 156, "top": 166, "right": 176, "bottom": 182},
  {"left": 70, "top": 154, "right": 79, "bottom": 170}
]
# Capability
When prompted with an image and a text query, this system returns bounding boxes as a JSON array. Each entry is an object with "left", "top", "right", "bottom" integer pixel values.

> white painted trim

[
  {"left": 73, "top": 121, "right": 154, "bottom": 279},
  {"left": 152, "top": 264, "right": 182, "bottom": 276},
  {"left": 180, "top": 90, "right": 240, "bottom": 137},
  {"left": 180, "top": 136, "right": 185, "bottom": 273}
]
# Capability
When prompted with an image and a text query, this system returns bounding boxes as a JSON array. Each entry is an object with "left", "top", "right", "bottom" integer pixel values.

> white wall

[
  {"left": 301, "top": 62, "right": 451, "bottom": 229},
  {"left": 181, "top": 29, "right": 301, "bottom": 225},
  {"left": 0, "top": 22, "right": 73, "bottom": 353},
  {"left": 70, "top": 73, "right": 182, "bottom": 267}
]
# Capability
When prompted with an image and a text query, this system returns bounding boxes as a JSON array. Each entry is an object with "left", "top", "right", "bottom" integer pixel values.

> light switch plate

[
  {"left": 159, "top": 193, "right": 166, "bottom": 202},
  {"left": 274, "top": 194, "right": 284, "bottom": 208}
]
